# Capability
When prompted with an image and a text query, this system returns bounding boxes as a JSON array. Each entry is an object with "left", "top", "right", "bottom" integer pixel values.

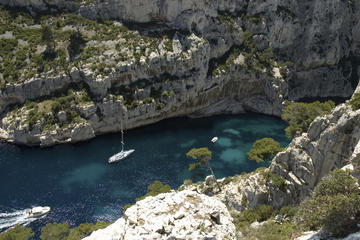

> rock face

[
  {"left": 270, "top": 103, "right": 360, "bottom": 204},
  {"left": 82, "top": 190, "right": 236, "bottom": 240},
  {"left": 0, "top": 0, "right": 359, "bottom": 146},
  {"left": 70, "top": 122, "right": 95, "bottom": 143}
]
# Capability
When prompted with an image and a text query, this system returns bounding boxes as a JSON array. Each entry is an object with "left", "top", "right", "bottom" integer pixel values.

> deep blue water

[{"left": 0, "top": 114, "right": 289, "bottom": 232}]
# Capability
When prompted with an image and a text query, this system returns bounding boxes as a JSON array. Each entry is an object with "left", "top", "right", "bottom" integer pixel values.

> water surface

[{"left": 0, "top": 114, "right": 289, "bottom": 231}]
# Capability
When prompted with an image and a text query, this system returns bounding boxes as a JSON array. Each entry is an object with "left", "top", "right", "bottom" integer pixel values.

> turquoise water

[{"left": 0, "top": 114, "right": 289, "bottom": 232}]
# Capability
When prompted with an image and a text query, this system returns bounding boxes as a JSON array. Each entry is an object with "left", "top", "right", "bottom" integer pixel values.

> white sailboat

[{"left": 108, "top": 118, "right": 135, "bottom": 163}]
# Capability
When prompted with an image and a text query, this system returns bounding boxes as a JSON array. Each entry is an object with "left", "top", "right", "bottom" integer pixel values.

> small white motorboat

[
  {"left": 211, "top": 137, "right": 218, "bottom": 143},
  {"left": 27, "top": 206, "right": 50, "bottom": 218}
]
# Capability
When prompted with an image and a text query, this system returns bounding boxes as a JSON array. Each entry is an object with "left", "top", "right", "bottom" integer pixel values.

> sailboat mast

[{"left": 121, "top": 117, "right": 124, "bottom": 152}]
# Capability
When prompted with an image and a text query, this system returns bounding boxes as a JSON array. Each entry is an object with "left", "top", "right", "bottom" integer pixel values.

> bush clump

[
  {"left": 247, "top": 138, "right": 283, "bottom": 163},
  {"left": 135, "top": 180, "right": 171, "bottom": 202},
  {"left": 246, "top": 221, "right": 297, "bottom": 240},
  {"left": 263, "top": 171, "right": 287, "bottom": 192},
  {"left": 0, "top": 225, "right": 34, "bottom": 240},
  {"left": 232, "top": 204, "right": 299, "bottom": 240},
  {"left": 297, "top": 169, "right": 360, "bottom": 237},
  {"left": 40, "top": 223, "right": 70, "bottom": 240},
  {"left": 67, "top": 221, "right": 110, "bottom": 240},
  {"left": 0, "top": 221, "right": 111, "bottom": 240},
  {"left": 348, "top": 93, "right": 360, "bottom": 110},
  {"left": 281, "top": 101, "right": 335, "bottom": 138}
]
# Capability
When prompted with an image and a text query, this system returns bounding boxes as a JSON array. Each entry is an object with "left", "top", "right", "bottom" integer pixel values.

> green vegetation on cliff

[
  {"left": 262, "top": 171, "right": 287, "bottom": 192},
  {"left": 281, "top": 100, "right": 335, "bottom": 138},
  {"left": 123, "top": 180, "right": 172, "bottom": 212},
  {"left": 0, "top": 225, "right": 34, "bottom": 240},
  {"left": 6, "top": 85, "right": 93, "bottom": 131},
  {"left": 135, "top": 180, "right": 171, "bottom": 202},
  {"left": 231, "top": 204, "right": 298, "bottom": 240},
  {"left": 247, "top": 138, "right": 283, "bottom": 163},
  {"left": 0, "top": 6, "right": 175, "bottom": 88},
  {"left": 186, "top": 147, "right": 222, "bottom": 191},
  {"left": 212, "top": 30, "right": 282, "bottom": 77},
  {"left": 0, "top": 221, "right": 110, "bottom": 240},
  {"left": 297, "top": 169, "right": 360, "bottom": 237},
  {"left": 348, "top": 93, "right": 360, "bottom": 110},
  {"left": 232, "top": 169, "right": 360, "bottom": 239}
]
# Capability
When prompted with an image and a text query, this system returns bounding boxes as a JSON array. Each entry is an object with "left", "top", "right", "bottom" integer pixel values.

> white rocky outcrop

[
  {"left": 82, "top": 190, "right": 236, "bottom": 240},
  {"left": 70, "top": 122, "right": 95, "bottom": 143},
  {"left": 270, "top": 102, "right": 360, "bottom": 204}
]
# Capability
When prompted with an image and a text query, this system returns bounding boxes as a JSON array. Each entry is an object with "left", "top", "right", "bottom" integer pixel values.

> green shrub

[
  {"left": 65, "top": 109, "right": 79, "bottom": 123},
  {"left": 238, "top": 204, "right": 275, "bottom": 224},
  {"left": 247, "top": 138, "right": 283, "bottom": 162},
  {"left": 263, "top": 171, "right": 287, "bottom": 192},
  {"left": 40, "top": 223, "right": 69, "bottom": 240},
  {"left": 0, "top": 225, "right": 34, "bottom": 240},
  {"left": 183, "top": 179, "right": 193, "bottom": 185},
  {"left": 255, "top": 204, "right": 275, "bottom": 222},
  {"left": 67, "top": 221, "right": 110, "bottom": 240},
  {"left": 164, "top": 40, "right": 173, "bottom": 52},
  {"left": 247, "top": 221, "right": 297, "bottom": 240},
  {"left": 279, "top": 205, "right": 298, "bottom": 219},
  {"left": 155, "top": 101, "right": 165, "bottom": 110},
  {"left": 297, "top": 169, "right": 360, "bottom": 237},
  {"left": 123, "top": 204, "right": 132, "bottom": 212},
  {"left": 0, "top": 38, "right": 18, "bottom": 57},
  {"left": 281, "top": 101, "right": 335, "bottom": 138},
  {"left": 25, "top": 100, "right": 36, "bottom": 109},
  {"left": 348, "top": 93, "right": 360, "bottom": 110},
  {"left": 135, "top": 180, "right": 171, "bottom": 202},
  {"left": 43, "top": 113, "right": 58, "bottom": 130}
]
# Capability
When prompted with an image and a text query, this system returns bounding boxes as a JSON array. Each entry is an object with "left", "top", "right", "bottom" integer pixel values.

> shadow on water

[{"left": 0, "top": 113, "right": 290, "bottom": 234}]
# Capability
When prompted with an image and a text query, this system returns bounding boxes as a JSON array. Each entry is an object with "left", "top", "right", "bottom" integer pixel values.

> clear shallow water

[{"left": 0, "top": 114, "right": 289, "bottom": 232}]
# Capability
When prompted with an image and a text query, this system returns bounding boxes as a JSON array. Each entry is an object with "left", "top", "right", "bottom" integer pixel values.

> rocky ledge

[{"left": 82, "top": 190, "right": 236, "bottom": 240}]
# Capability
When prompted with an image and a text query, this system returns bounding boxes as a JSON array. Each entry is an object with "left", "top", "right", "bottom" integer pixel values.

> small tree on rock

[
  {"left": 41, "top": 25, "right": 54, "bottom": 48},
  {"left": 297, "top": 169, "right": 360, "bottom": 237},
  {"left": 281, "top": 101, "right": 335, "bottom": 138},
  {"left": 186, "top": 147, "right": 221, "bottom": 192},
  {"left": 247, "top": 138, "right": 283, "bottom": 163}
]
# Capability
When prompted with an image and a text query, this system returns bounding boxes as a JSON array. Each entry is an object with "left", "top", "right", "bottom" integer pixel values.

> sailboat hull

[{"left": 108, "top": 149, "right": 135, "bottom": 163}]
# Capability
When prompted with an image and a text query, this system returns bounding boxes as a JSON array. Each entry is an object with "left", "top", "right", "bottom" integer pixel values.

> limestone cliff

[{"left": 0, "top": 0, "right": 358, "bottom": 146}]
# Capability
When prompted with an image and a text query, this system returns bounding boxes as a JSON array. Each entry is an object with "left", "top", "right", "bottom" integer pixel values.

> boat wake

[{"left": 0, "top": 209, "right": 43, "bottom": 231}]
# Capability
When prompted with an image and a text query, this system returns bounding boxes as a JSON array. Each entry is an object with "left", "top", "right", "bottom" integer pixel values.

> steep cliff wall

[{"left": 0, "top": 0, "right": 358, "bottom": 146}]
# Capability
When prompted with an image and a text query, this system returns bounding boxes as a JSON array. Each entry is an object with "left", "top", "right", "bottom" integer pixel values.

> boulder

[{"left": 70, "top": 122, "right": 95, "bottom": 143}]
